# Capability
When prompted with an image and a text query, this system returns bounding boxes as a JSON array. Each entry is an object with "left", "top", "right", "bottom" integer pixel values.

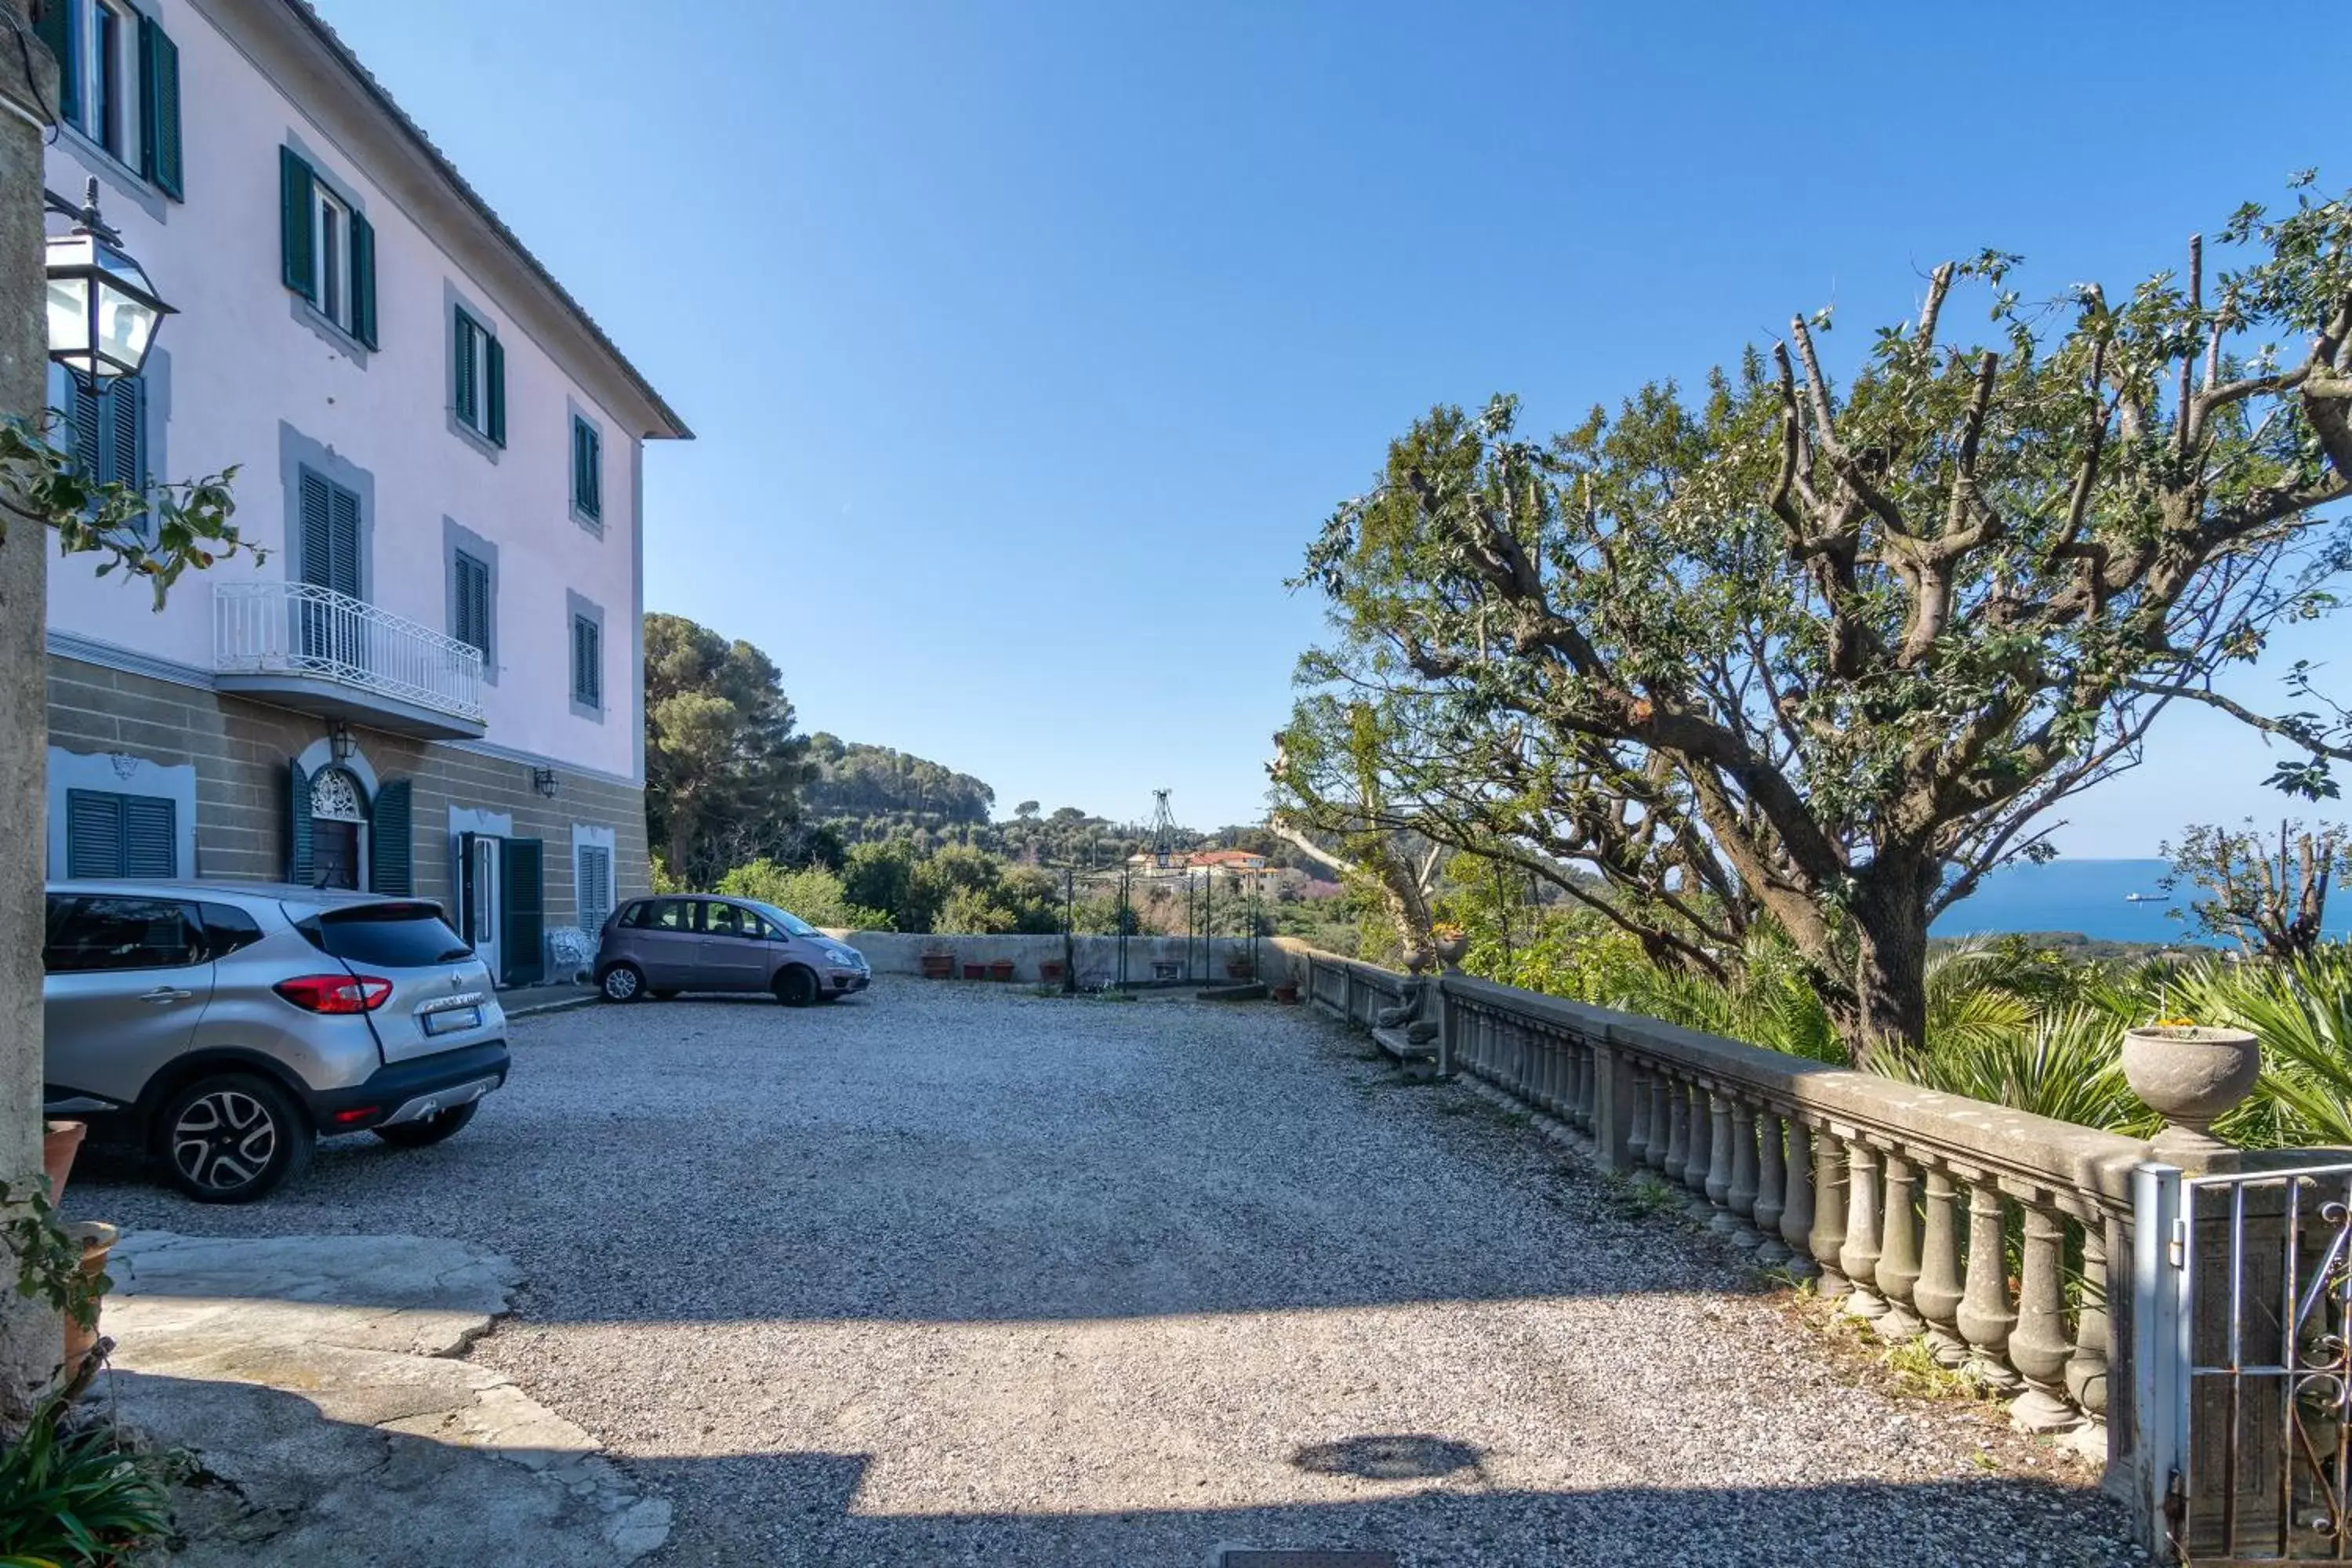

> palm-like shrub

[{"left": 2166, "top": 951, "right": 2352, "bottom": 1149}]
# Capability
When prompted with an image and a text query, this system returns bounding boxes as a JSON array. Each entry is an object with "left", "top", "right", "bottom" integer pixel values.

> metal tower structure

[{"left": 1150, "top": 789, "right": 1178, "bottom": 869}]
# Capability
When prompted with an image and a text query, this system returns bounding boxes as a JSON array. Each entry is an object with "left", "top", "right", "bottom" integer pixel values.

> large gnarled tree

[{"left": 1286, "top": 179, "right": 2352, "bottom": 1061}]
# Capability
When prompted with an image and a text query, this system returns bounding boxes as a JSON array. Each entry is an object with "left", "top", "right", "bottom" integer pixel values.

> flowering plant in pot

[{"left": 1430, "top": 924, "right": 1469, "bottom": 969}]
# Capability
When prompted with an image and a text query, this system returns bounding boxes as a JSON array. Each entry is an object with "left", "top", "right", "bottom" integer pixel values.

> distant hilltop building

[{"left": 1125, "top": 848, "right": 1274, "bottom": 893}]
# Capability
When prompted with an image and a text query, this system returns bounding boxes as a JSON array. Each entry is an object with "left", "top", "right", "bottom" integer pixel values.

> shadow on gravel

[
  {"left": 626, "top": 1448, "right": 2137, "bottom": 1568},
  {"left": 1290, "top": 1435, "right": 1483, "bottom": 1481}
]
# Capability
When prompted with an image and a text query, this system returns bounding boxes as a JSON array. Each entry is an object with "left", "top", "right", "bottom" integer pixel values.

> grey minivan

[
  {"left": 42, "top": 881, "right": 509, "bottom": 1203},
  {"left": 594, "top": 895, "right": 869, "bottom": 1006}
]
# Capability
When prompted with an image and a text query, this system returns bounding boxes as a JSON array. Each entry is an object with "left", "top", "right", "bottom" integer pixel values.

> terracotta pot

[
  {"left": 920, "top": 954, "right": 954, "bottom": 980},
  {"left": 2122, "top": 1025, "right": 2261, "bottom": 1137},
  {"left": 60, "top": 1221, "right": 118, "bottom": 1378},
  {"left": 1225, "top": 958, "right": 1255, "bottom": 979},
  {"left": 988, "top": 960, "right": 1016, "bottom": 982},
  {"left": 1272, "top": 983, "right": 1300, "bottom": 1005},
  {"left": 1038, "top": 960, "right": 1065, "bottom": 983},
  {"left": 962, "top": 963, "right": 987, "bottom": 981},
  {"left": 43, "top": 1120, "right": 86, "bottom": 1202}
]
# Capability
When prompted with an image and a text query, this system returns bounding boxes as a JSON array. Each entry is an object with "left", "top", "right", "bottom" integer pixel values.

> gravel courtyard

[{"left": 70, "top": 983, "right": 2140, "bottom": 1567}]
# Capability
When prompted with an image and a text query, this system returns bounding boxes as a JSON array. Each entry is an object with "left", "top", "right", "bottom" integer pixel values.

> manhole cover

[{"left": 1220, "top": 1554, "right": 1399, "bottom": 1568}]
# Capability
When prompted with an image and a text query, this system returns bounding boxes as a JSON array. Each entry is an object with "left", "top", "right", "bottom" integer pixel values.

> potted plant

[
  {"left": 920, "top": 948, "right": 955, "bottom": 981},
  {"left": 2122, "top": 1014, "right": 2261, "bottom": 1145},
  {"left": 1272, "top": 980, "right": 1300, "bottom": 1004},
  {"left": 1431, "top": 924, "right": 1469, "bottom": 969},
  {"left": 988, "top": 958, "right": 1016, "bottom": 982},
  {"left": 1038, "top": 959, "right": 1065, "bottom": 984},
  {"left": 60, "top": 1221, "right": 118, "bottom": 1376},
  {"left": 1224, "top": 952, "right": 1256, "bottom": 980},
  {"left": 961, "top": 961, "right": 988, "bottom": 981}
]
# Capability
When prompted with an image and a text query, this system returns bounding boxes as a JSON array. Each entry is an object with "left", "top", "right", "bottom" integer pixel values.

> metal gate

[{"left": 2136, "top": 1160, "right": 2352, "bottom": 1563}]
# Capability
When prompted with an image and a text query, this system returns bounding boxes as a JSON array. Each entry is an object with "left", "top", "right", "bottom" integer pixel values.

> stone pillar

[
  {"left": 1624, "top": 1061, "right": 1651, "bottom": 1167},
  {"left": 1872, "top": 1153, "right": 1925, "bottom": 1342},
  {"left": 1957, "top": 1183, "right": 2023, "bottom": 1392},
  {"left": 1661, "top": 1073, "right": 1689, "bottom": 1179},
  {"left": 1809, "top": 1125, "right": 1851, "bottom": 1298},
  {"left": 1434, "top": 982, "right": 1456, "bottom": 1080},
  {"left": 1779, "top": 1118, "right": 1818, "bottom": 1279},
  {"left": 1751, "top": 1109, "right": 1790, "bottom": 1264},
  {"left": 1573, "top": 1042, "right": 1595, "bottom": 1135},
  {"left": 1646, "top": 1073, "right": 1674, "bottom": 1176},
  {"left": 2009, "top": 1198, "right": 2082, "bottom": 1432},
  {"left": 1915, "top": 1168, "right": 1969, "bottom": 1367},
  {"left": 1840, "top": 1142, "right": 1889, "bottom": 1323},
  {"left": 1680, "top": 1083, "right": 1712, "bottom": 1212},
  {"left": 0, "top": 0, "right": 59, "bottom": 1427}
]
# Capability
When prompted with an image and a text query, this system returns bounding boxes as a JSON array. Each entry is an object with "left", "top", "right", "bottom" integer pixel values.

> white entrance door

[{"left": 463, "top": 833, "right": 502, "bottom": 985}]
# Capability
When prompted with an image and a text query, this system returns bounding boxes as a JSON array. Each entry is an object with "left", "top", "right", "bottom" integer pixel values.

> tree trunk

[{"left": 1842, "top": 854, "right": 1938, "bottom": 1068}]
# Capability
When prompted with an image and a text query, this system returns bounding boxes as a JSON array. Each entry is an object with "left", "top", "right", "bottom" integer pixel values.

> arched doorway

[{"left": 309, "top": 765, "right": 368, "bottom": 889}]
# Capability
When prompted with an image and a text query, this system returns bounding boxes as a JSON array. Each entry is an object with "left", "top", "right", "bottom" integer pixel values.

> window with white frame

[
  {"left": 41, "top": 0, "right": 182, "bottom": 196},
  {"left": 277, "top": 149, "right": 378, "bottom": 348}
]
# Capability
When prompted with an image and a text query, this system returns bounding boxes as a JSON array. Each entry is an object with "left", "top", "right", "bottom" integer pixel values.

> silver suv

[
  {"left": 42, "top": 881, "right": 510, "bottom": 1203},
  {"left": 594, "top": 895, "right": 870, "bottom": 1005}
]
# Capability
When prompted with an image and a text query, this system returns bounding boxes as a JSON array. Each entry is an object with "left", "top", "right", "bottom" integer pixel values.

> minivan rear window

[{"left": 298, "top": 902, "right": 472, "bottom": 968}]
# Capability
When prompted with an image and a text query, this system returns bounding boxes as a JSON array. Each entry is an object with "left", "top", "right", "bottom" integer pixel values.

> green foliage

[
  {"left": 803, "top": 735, "right": 995, "bottom": 835},
  {"left": 0, "top": 416, "right": 256, "bottom": 609},
  {"left": 0, "top": 1396, "right": 170, "bottom": 1566},
  {"left": 712, "top": 860, "right": 887, "bottom": 931},
  {"left": 0, "top": 1183, "right": 104, "bottom": 1336},
  {"left": 643, "top": 614, "right": 815, "bottom": 887},
  {"left": 2168, "top": 949, "right": 2352, "bottom": 1147},
  {"left": 1286, "top": 179, "right": 2352, "bottom": 1060}
]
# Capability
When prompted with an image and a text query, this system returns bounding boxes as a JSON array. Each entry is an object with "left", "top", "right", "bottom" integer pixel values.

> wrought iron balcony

[{"left": 212, "top": 582, "right": 486, "bottom": 739}]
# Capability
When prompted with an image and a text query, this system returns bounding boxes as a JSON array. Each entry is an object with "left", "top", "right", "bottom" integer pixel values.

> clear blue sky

[{"left": 318, "top": 0, "right": 2343, "bottom": 854}]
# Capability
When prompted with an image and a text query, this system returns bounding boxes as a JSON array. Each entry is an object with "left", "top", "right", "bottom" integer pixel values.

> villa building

[{"left": 35, "top": 0, "right": 689, "bottom": 985}]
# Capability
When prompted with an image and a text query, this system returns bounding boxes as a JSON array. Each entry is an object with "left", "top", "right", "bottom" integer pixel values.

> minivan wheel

[
  {"left": 774, "top": 966, "right": 819, "bottom": 1007},
  {"left": 372, "top": 1100, "right": 480, "bottom": 1149},
  {"left": 156, "top": 1073, "right": 312, "bottom": 1203},
  {"left": 600, "top": 963, "right": 644, "bottom": 1003}
]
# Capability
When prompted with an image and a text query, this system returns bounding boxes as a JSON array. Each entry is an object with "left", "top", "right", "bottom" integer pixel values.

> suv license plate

[{"left": 424, "top": 1005, "right": 483, "bottom": 1036}]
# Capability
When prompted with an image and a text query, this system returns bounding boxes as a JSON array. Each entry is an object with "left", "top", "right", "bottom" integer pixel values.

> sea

[{"left": 1931, "top": 858, "right": 2352, "bottom": 946}]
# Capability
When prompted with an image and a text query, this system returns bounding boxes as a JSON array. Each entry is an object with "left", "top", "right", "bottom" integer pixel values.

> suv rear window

[{"left": 299, "top": 902, "right": 472, "bottom": 968}]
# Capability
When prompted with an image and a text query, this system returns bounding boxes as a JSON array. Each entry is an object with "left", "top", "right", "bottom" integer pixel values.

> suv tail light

[{"left": 274, "top": 974, "right": 394, "bottom": 1014}]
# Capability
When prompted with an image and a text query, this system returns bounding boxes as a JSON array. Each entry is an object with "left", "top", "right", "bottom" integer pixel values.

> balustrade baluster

[
  {"left": 1681, "top": 1083, "right": 1713, "bottom": 1211},
  {"left": 1542, "top": 1027, "right": 1563, "bottom": 1115},
  {"left": 1703, "top": 1091, "right": 1736, "bottom": 1228},
  {"left": 1839, "top": 1141, "right": 1888, "bottom": 1322},
  {"left": 1648, "top": 1072, "right": 1675, "bottom": 1175},
  {"left": 1722, "top": 1099, "right": 1759, "bottom": 1236},
  {"left": 1780, "top": 1120, "right": 1818, "bottom": 1278},
  {"left": 2008, "top": 1197, "right": 2082, "bottom": 1432},
  {"left": 1752, "top": 1108, "right": 1789, "bottom": 1263},
  {"left": 1914, "top": 1168, "right": 1969, "bottom": 1367},
  {"left": 1662, "top": 1074, "right": 1690, "bottom": 1180},
  {"left": 1573, "top": 1040, "right": 1595, "bottom": 1134},
  {"left": 1872, "top": 1152, "right": 1924, "bottom": 1341},
  {"left": 1626, "top": 1064, "right": 1652, "bottom": 1166},
  {"left": 1808, "top": 1123, "right": 1850, "bottom": 1298},
  {"left": 2064, "top": 1213, "right": 2114, "bottom": 1433},
  {"left": 1956, "top": 1183, "right": 2022, "bottom": 1392}
]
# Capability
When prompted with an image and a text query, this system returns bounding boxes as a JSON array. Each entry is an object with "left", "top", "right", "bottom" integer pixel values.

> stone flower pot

[
  {"left": 1432, "top": 932, "right": 1469, "bottom": 968},
  {"left": 2122, "top": 1025, "right": 2260, "bottom": 1139}
]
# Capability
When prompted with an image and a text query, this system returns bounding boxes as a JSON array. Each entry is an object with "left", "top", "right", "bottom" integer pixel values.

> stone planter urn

[
  {"left": 2123, "top": 1024, "right": 2260, "bottom": 1149},
  {"left": 1402, "top": 946, "right": 1432, "bottom": 977},
  {"left": 1432, "top": 931, "right": 1468, "bottom": 971}
]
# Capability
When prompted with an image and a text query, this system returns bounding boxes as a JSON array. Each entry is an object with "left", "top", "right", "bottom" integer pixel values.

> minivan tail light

[{"left": 274, "top": 974, "right": 394, "bottom": 1014}]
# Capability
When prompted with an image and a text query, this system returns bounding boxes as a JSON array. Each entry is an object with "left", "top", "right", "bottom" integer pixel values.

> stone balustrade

[{"left": 1284, "top": 944, "right": 2150, "bottom": 1461}]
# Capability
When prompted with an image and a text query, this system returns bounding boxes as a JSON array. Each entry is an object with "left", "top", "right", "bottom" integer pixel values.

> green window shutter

[
  {"left": 105, "top": 376, "right": 142, "bottom": 488},
  {"left": 368, "top": 779, "right": 412, "bottom": 895},
  {"left": 573, "top": 420, "right": 601, "bottom": 520},
  {"left": 122, "top": 796, "right": 176, "bottom": 877},
  {"left": 576, "top": 844, "right": 612, "bottom": 934},
  {"left": 38, "top": 2, "right": 76, "bottom": 127},
  {"left": 66, "top": 791, "right": 123, "bottom": 879},
  {"left": 287, "top": 760, "right": 314, "bottom": 886},
  {"left": 280, "top": 147, "right": 315, "bottom": 298},
  {"left": 485, "top": 334, "right": 506, "bottom": 447},
  {"left": 65, "top": 379, "right": 101, "bottom": 477},
  {"left": 326, "top": 482, "right": 361, "bottom": 597},
  {"left": 452, "top": 312, "right": 477, "bottom": 427},
  {"left": 349, "top": 213, "right": 377, "bottom": 348},
  {"left": 138, "top": 16, "right": 182, "bottom": 199},
  {"left": 297, "top": 470, "right": 332, "bottom": 586},
  {"left": 499, "top": 837, "right": 545, "bottom": 985},
  {"left": 453, "top": 551, "right": 489, "bottom": 656},
  {"left": 572, "top": 616, "right": 601, "bottom": 707}
]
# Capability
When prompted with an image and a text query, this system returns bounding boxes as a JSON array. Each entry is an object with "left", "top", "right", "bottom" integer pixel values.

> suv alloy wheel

[{"left": 156, "top": 1072, "right": 314, "bottom": 1203}]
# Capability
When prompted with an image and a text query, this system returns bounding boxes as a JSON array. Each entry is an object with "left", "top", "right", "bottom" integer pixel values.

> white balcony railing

[{"left": 213, "top": 582, "right": 485, "bottom": 724}]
